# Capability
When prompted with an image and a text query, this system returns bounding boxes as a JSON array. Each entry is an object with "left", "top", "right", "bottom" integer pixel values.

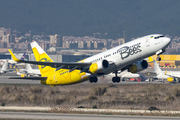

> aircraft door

[{"left": 146, "top": 39, "right": 150, "bottom": 47}]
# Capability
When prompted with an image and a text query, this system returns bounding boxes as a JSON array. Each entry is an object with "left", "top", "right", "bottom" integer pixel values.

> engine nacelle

[
  {"left": 167, "top": 77, "right": 174, "bottom": 82},
  {"left": 128, "top": 60, "right": 148, "bottom": 73},
  {"left": 89, "top": 59, "right": 109, "bottom": 74}
]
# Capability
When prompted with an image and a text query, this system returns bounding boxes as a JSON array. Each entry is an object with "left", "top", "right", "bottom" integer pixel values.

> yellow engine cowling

[
  {"left": 128, "top": 60, "right": 148, "bottom": 73},
  {"left": 89, "top": 60, "right": 109, "bottom": 74},
  {"left": 21, "top": 74, "right": 25, "bottom": 77},
  {"left": 167, "top": 77, "right": 174, "bottom": 82}
]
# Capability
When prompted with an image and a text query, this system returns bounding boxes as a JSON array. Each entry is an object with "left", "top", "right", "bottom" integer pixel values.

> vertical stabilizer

[
  {"left": 25, "top": 64, "right": 33, "bottom": 72},
  {"left": 30, "top": 41, "right": 54, "bottom": 77},
  {"left": 1, "top": 59, "right": 8, "bottom": 72},
  {"left": 20, "top": 52, "right": 26, "bottom": 60},
  {"left": 153, "top": 60, "right": 163, "bottom": 74},
  {"left": 148, "top": 57, "right": 162, "bottom": 74}
]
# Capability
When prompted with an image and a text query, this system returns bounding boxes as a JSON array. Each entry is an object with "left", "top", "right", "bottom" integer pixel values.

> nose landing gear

[{"left": 156, "top": 56, "right": 161, "bottom": 61}]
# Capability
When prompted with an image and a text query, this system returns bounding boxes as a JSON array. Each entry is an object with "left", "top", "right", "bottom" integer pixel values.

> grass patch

[{"left": 1, "top": 84, "right": 180, "bottom": 111}]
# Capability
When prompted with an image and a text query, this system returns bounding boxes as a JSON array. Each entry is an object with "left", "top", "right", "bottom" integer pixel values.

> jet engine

[
  {"left": 128, "top": 60, "right": 148, "bottom": 73},
  {"left": 167, "top": 77, "right": 174, "bottom": 82},
  {"left": 89, "top": 59, "right": 109, "bottom": 74}
]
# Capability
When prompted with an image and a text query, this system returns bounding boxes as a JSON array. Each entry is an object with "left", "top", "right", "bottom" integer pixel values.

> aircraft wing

[
  {"left": 9, "top": 49, "right": 91, "bottom": 71},
  {"left": 9, "top": 77, "right": 47, "bottom": 80}
]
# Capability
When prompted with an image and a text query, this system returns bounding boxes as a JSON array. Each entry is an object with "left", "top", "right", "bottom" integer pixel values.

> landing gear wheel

[
  {"left": 89, "top": 77, "right": 94, "bottom": 83},
  {"left": 112, "top": 77, "right": 116, "bottom": 83},
  {"left": 94, "top": 77, "right": 98, "bottom": 83},
  {"left": 117, "top": 77, "right": 120, "bottom": 83},
  {"left": 112, "top": 77, "right": 120, "bottom": 83},
  {"left": 89, "top": 76, "right": 98, "bottom": 83},
  {"left": 156, "top": 56, "right": 161, "bottom": 61}
]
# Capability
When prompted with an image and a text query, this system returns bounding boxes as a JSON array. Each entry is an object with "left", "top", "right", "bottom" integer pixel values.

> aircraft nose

[
  {"left": 163, "top": 37, "right": 171, "bottom": 48},
  {"left": 166, "top": 37, "right": 171, "bottom": 44}
]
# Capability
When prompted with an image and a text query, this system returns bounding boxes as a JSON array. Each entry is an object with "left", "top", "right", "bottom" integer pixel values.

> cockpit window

[{"left": 154, "top": 36, "right": 164, "bottom": 39}]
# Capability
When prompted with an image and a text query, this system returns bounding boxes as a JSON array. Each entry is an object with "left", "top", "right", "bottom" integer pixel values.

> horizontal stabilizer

[{"left": 9, "top": 77, "right": 47, "bottom": 80}]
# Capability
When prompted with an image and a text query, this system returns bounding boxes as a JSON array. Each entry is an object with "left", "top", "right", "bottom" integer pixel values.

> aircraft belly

[{"left": 44, "top": 70, "right": 89, "bottom": 85}]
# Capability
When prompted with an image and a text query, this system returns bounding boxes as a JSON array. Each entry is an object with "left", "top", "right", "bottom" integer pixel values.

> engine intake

[
  {"left": 128, "top": 60, "right": 148, "bottom": 73},
  {"left": 89, "top": 59, "right": 109, "bottom": 74}
]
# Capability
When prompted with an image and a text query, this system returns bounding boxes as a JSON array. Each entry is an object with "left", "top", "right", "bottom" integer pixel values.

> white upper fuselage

[
  {"left": 82, "top": 34, "right": 171, "bottom": 76},
  {"left": 156, "top": 73, "right": 170, "bottom": 79},
  {"left": 17, "top": 68, "right": 41, "bottom": 76},
  {"left": 104, "top": 70, "right": 140, "bottom": 78}
]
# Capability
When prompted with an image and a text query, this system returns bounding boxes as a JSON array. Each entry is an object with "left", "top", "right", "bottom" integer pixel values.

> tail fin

[
  {"left": 30, "top": 41, "right": 54, "bottom": 76},
  {"left": 20, "top": 52, "right": 26, "bottom": 60},
  {"left": 153, "top": 60, "right": 163, "bottom": 74},
  {"left": 25, "top": 63, "right": 32, "bottom": 72},
  {"left": 1, "top": 59, "right": 8, "bottom": 72},
  {"left": 148, "top": 57, "right": 162, "bottom": 74}
]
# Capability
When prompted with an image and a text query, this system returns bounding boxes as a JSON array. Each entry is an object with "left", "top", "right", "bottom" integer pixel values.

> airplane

[
  {"left": 0, "top": 59, "right": 9, "bottom": 74},
  {"left": 101, "top": 70, "right": 147, "bottom": 81},
  {"left": 9, "top": 34, "right": 171, "bottom": 87},
  {"left": 0, "top": 52, "right": 26, "bottom": 65},
  {"left": 16, "top": 63, "right": 41, "bottom": 77},
  {"left": 149, "top": 57, "right": 179, "bottom": 82}
]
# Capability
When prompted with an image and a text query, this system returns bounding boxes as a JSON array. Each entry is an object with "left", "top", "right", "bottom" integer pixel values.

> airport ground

[
  {"left": 1, "top": 68, "right": 180, "bottom": 119},
  {"left": 1, "top": 75, "right": 180, "bottom": 111}
]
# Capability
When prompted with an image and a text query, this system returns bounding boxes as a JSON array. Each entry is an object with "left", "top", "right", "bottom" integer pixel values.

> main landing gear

[
  {"left": 89, "top": 76, "right": 98, "bottom": 83},
  {"left": 112, "top": 71, "right": 120, "bottom": 83}
]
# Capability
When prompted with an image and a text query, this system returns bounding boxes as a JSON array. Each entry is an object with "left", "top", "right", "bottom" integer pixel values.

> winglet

[
  {"left": 9, "top": 49, "right": 21, "bottom": 62},
  {"left": 165, "top": 70, "right": 167, "bottom": 75}
]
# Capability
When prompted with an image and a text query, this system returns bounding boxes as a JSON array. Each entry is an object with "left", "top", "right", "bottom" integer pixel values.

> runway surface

[
  {"left": 0, "top": 75, "right": 176, "bottom": 85},
  {"left": 0, "top": 112, "right": 179, "bottom": 120},
  {"left": 0, "top": 75, "right": 166, "bottom": 85}
]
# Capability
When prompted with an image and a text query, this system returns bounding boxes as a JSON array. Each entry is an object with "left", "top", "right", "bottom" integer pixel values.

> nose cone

[
  {"left": 163, "top": 37, "right": 171, "bottom": 48},
  {"left": 166, "top": 37, "right": 171, "bottom": 44}
]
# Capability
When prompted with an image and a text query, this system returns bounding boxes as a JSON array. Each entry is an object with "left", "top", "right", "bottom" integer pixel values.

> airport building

[
  {"left": 149, "top": 55, "right": 180, "bottom": 67},
  {"left": 0, "top": 53, "right": 90, "bottom": 63}
]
